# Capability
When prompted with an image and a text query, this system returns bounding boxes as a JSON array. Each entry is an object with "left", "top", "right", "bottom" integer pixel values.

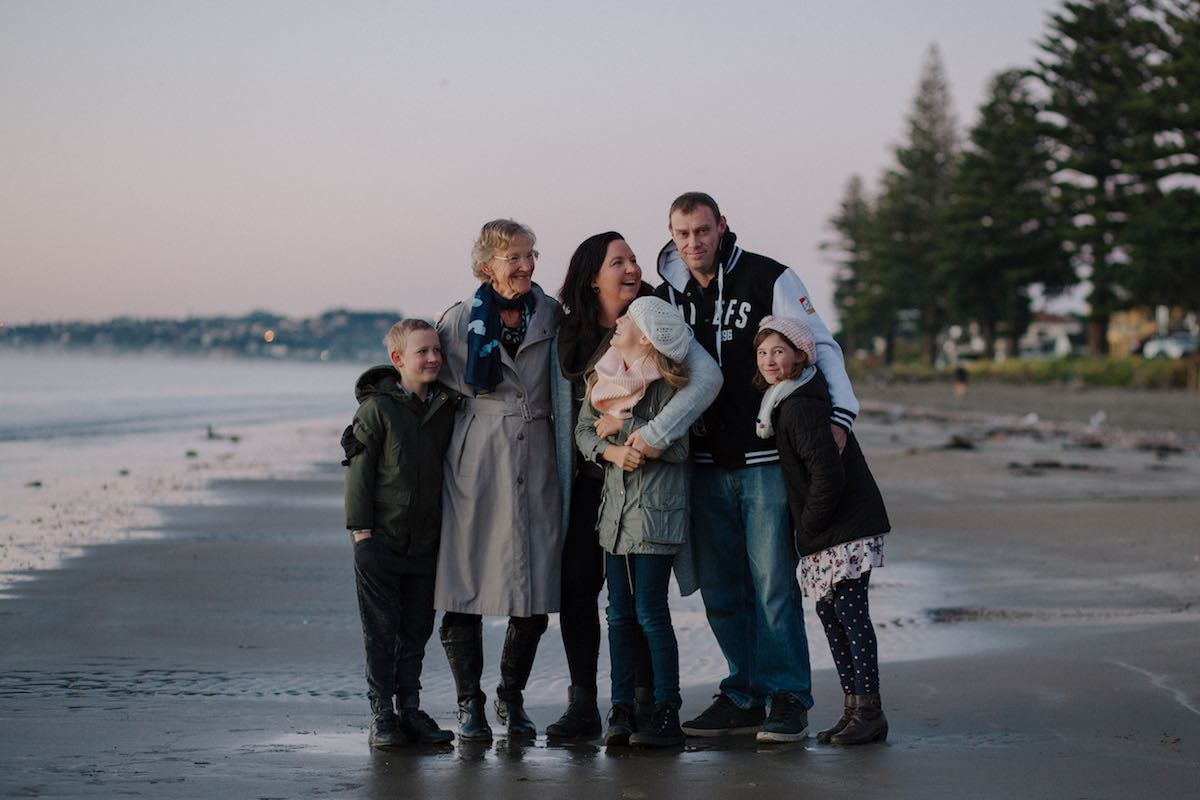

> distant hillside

[{"left": 0, "top": 309, "right": 410, "bottom": 362}]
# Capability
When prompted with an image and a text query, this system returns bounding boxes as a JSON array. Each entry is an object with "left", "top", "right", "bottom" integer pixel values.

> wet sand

[{"left": 1, "top": 402, "right": 1198, "bottom": 798}]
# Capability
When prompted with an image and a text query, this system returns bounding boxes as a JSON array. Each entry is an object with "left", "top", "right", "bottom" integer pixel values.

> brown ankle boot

[
  {"left": 830, "top": 693, "right": 887, "bottom": 745},
  {"left": 816, "top": 694, "right": 855, "bottom": 743}
]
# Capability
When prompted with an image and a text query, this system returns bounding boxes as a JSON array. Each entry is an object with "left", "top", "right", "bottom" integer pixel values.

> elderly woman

[
  {"left": 435, "top": 219, "right": 563, "bottom": 742},
  {"left": 546, "top": 231, "right": 722, "bottom": 739}
]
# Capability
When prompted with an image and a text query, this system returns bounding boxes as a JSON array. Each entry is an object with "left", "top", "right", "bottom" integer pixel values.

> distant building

[
  {"left": 1108, "top": 308, "right": 1160, "bottom": 356},
  {"left": 1019, "top": 313, "right": 1085, "bottom": 358}
]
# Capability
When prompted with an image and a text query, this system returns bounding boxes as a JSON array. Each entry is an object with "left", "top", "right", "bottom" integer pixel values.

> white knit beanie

[
  {"left": 758, "top": 315, "right": 817, "bottom": 366},
  {"left": 626, "top": 296, "right": 692, "bottom": 362}
]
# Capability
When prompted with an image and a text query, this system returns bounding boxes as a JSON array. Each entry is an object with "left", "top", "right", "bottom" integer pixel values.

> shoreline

[{"left": 2, "top": 400, "right": 1198, "bottom": 797}]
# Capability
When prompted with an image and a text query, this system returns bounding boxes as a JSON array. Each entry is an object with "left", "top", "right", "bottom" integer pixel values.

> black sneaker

[
  {"left": 681, "top": 693, "right": 765, "bottom": 737},
  {"left": 756, "top": 692, "right": 809, "bottom": 743},
  {"left": 368, "top": 712, "right": 408, "bottom": 749},
  {"left": 399, "top": 708, "right": 454, "bottom": 744},
  {"left": 603, "top": 703, "right": 636, "bottom": 747},
  {"left": 628, "top": 703, "right": 685, "bottom": 748}
]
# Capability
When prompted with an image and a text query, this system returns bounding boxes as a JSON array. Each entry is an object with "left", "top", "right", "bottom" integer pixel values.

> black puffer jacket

[{"left": 774, "top": 371, "right": 890, "bottom": 557}]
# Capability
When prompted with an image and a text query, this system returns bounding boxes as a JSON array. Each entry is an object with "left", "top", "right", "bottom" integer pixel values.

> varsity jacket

[{"left": 655, "top": 230, "right": 858, "bottom": 469}]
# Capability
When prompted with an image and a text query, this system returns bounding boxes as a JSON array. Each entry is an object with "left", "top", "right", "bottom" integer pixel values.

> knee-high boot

[
  {"left": 495, "top": 619, "right": 545, "bottom": 739},
  {"left": 440, "top": 622, "right": 492, "bottom": 741}
]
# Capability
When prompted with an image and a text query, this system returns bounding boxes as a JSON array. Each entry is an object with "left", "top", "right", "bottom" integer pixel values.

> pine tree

[
  {"left": 826, "top": 175, "right": 880, "bottom": 358},
  {"left": 939, "top": 70, "right": 1074, "bottom": 357},
  {"left": 1124, "top": 0, "right": 1200, "bottom": 309},
  {"left": 1034, "top": 0, "right": 1171, "bottom": 353},
  {"left": 872, "top": 44, "right": 959, "bottom": 365}
]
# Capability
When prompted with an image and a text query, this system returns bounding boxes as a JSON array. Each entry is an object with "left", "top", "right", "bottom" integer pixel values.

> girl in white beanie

[
  {"left": 574, "top": 296, "right": 705, "bottom": 748},
  {"left": 754, "top": 315, "right": 892, "bottom": 746}
]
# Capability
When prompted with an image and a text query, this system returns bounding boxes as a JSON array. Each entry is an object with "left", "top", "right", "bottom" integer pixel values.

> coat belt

[{"left": 462, "top": 396, "right": 550, "bottom": 422}]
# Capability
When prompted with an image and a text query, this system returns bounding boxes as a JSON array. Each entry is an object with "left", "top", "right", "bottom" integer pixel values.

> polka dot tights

[{"left": 814, "top": 571, "right": 879, "bottom": 696}]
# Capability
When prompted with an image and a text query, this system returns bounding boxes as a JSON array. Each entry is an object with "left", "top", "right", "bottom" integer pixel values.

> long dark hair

[{"left": 557, "top": 231, "right": 626, "bottom": 341}]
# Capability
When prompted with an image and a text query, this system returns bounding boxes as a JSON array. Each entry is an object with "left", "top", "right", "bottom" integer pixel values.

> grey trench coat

[{"left": 434, "top": 285, "right": 565, "bottom": 616}]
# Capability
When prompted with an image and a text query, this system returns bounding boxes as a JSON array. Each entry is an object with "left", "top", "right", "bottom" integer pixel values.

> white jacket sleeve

[
  {"left": 771, "top": 269, "right": 859, "bottom": 431},
  {"left": 637, "top": 337, "right": 723, "bottom": 451}
]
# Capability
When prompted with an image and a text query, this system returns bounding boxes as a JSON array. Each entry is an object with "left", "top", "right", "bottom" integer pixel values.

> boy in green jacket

[{"left": 343, "top": 318, "right": 460, "bottom": 748}]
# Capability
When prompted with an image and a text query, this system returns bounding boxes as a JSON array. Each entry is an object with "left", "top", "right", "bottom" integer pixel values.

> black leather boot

[
  {"left": 440, "top": 623, "right": 492, "bottom": 742},
  {"left": 628, "top": 703, "right": 685, "bottom": 748},
  {"left": 495, "top": 619, "right": 544, "bottom": 739},
  {"left": 546, "top": 685, "right": 602, "bottom": 739},
  {"left": 368, "top": 696, "right": 407, "bottom": 749},
  {"left": 830, "top": 693, "right": 888, "bottom": 745},
  {"left": 816, "top": 694, "right": 855, "bottom": 743}
]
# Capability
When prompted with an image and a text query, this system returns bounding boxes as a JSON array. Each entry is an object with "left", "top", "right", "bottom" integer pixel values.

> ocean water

[
  {"left": 0, "top": 351, "right": 1010, "bottom": 678},
  {"left": 0, "top": 350, "right": 364, "bottom": 593}
]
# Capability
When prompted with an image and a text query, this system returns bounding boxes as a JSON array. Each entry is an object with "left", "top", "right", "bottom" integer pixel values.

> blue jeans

[
  {"left": 605, "top": 553, "right": 680, "bottom": 709},
  {"left": 690, "top": 464, "right": 813, "bottom": 710}
]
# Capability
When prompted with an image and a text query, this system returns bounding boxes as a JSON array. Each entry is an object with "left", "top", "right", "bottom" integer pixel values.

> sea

[
  {"left": 0, "top": 350, "right": 363, "bottom": 595},
  {"left": 0, "top": 350, "right": 1006, "bottom": 673}
]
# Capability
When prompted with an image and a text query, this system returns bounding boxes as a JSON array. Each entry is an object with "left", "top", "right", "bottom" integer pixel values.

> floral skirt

[{"left": 800, "top": 535, "right": 886, "bottom": 601}]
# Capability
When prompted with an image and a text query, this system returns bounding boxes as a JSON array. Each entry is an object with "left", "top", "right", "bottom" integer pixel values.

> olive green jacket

[
  {"left": 343, "top": 365, "right": 460, "bottom": 557},
  {"left": 575, "top": 378, "right": 690, "bottom": 556}
]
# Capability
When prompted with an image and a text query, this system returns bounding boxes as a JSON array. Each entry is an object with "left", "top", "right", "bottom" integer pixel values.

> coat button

[
  {"left": 516, "top": 392, "right": 524, "bottom": 399},
  {"left": 517, "top": 433, "right": 524, "bottom": 441},
  {"left": 517, "top": 477, "right": 524, "bottom": 485}
]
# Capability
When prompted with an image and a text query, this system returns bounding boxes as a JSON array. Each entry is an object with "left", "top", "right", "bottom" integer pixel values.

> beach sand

[{"left": 1, "top": 386, "right": 1198, "bottom": 798}]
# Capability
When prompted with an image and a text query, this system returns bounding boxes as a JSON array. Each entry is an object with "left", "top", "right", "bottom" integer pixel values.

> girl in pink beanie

[{"left": 754, "top": 315, "right": 892, "bottom": 746}]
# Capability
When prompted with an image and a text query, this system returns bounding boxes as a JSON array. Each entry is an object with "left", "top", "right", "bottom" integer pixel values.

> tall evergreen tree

[
  {"left": 1124, "top": 0, "right": 1200, "bottom": 309},
  {"left": 1034, "top": 0, "right": 1171, "bottom": 353},
  {"left": 826, "top": 175, "right": 881, "bottom": 358},
  {"left": 872, "top": 44, "right": 959, "bottom": 365},
  {"left": 939, "top": 70, "right": 1075, "bottom": 357}
]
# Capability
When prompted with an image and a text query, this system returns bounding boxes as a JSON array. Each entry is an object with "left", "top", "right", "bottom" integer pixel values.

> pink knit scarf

[{"left": 589, "top": 346, "right": 661, "bottom": 419}]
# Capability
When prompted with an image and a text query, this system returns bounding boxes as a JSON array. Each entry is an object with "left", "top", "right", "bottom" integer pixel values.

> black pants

[
  {"left": 560, "top": 473, "right": 653, "bottom": 693},
  {"left": 353, "top": 537, "right": 436, "bottom": 712},
  {"left": 814, "top": 572, "right": 880, "bottom": 695},
  {"left": 440, "top": 611, "right": 549, "bottom": 636}
]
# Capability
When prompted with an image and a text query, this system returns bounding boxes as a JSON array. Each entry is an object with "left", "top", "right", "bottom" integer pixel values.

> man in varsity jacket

[{"left": 647, "top": 191, "right": 859, "bottom": 742}]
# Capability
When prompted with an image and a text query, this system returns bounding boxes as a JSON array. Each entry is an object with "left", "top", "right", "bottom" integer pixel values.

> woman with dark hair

[{"left": 546, "top": 232, "right": 722, "bottom": 739}]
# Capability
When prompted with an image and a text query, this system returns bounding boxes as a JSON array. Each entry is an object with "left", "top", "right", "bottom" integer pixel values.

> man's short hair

[
  {"left": 383, "top": 318, "right": 435, "bottom": 356},
  {"left": 669, "top": 192, "right": 721, "bottom": 223}
]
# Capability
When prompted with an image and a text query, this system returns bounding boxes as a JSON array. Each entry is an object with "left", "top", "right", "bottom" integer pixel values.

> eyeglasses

[{"left": 491, "top": 250, "right": 539, "bottom": 266}]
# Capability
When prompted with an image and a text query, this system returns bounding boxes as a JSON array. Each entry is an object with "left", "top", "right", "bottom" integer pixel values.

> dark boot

[
  {"left": 603, "top": 703, "right": 636, "bottom": 747},
  {"left": 368, "top": 696, "right": 407, "bottom": 749},
  {"left": 546, "top": 685, "right": 602, "bottom": 739},
  {"left": 398, "top": 708, "right": 454, "bottom": 745},
  {"left": 628, "top": 703, "right": 685, "bottom": 748},
  {"left": 495, "top": 621, "right": 544, "bottom": 739},
  {"left": 440, "top": 624, "right": 492, "bottom": 741},
  {"left": 830, "top": 693, "right": 888, "bottom": 745},
  {"left": 634, "top": 686, "right": 655, "bottom": 731},
  {"left": 816, "top": 695, "right": 855, "bottom": 743}
]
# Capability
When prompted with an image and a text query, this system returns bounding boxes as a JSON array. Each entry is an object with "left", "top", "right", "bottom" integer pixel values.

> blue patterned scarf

[{"left": 465, "top": 284, "right": 534, "bottom": 393}]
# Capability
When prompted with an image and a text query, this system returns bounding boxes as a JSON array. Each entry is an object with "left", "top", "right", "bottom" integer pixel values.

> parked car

[{"left": 1142, "top": 334, "right": 1199, "bottom": 359}]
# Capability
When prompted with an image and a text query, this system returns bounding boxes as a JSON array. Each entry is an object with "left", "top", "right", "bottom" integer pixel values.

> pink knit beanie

[{"left": 758, "top": 315, "right": 816, "bottom": 365}]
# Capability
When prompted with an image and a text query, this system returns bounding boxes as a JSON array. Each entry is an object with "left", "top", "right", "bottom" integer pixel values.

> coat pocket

[
  {"left": 452, "top": 414, "right": 479, "bottom": 476},
  {"left": 640, "top": 493, "right": 686, "bottom": 546},
  {"left": 373, "top": 487, "right": 414, "bottom": 532}
]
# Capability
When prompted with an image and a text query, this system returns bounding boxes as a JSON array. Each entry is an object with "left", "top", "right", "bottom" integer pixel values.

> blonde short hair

[
  {"left": 383, "top": 318, "right": 435, "bottom": 356},
  {"left": 471, "top": 219, "right": 537, "bottom": 282}
]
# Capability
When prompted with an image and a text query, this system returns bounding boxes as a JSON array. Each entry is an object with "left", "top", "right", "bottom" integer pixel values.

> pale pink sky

[{"left": 1, "top": 1, "right": 1061, "bottom": 325}]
